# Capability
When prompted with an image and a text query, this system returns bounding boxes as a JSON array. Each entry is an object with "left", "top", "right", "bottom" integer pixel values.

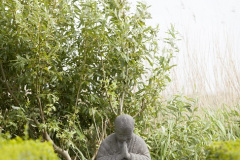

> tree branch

[
  {"left": 0, "top": 61, "right": 21, "bottom": 106},
  {"left": 36, "top": 95, "right": 45, "bottom": 123},
  {"left": 119, "top": 62, "right": 128, "bottom": 115},
  {"left": 92, "top": 120, "right": 107, "bottom": 160},
  {"left": 75, "top": 76, "right": 85, "bottom": 108},
  {"left": 75, "top": 83, "right": 81, "bottom": 107},
  {"left": 35, "top": 94, "right": 71, "bottom": 160},
  {"left": 107, "top": 94, "right": 117, "bottom": 115},
  {"left": 32, "top": 117, "right": 72, "bottom": 160},
  {"left": 133, "top": 99, "right": 146, "bottom": 118},
  {"left": 119, "top": 91, "right": 125, "bottom": 115},
  {"left": 44, "top": 131, "right": 72, "bottom": 160}
]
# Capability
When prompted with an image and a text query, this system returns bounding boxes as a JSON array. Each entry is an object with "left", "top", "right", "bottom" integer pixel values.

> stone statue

[{"left": 96, "top": 114, "right": 151, "bottom": 160}]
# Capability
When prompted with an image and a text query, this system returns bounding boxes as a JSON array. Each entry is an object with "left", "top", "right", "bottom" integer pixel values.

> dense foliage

[{"left": 0, "top": 135, "right": 58, "bottom": 160}]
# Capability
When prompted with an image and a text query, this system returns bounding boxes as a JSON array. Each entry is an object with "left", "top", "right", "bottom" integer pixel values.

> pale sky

[
  {"left": 129, "top": 0, "right": 240, "bottom": 37},
  {"left": 145, "top": 0, "right": 239, "bottom": 25}
]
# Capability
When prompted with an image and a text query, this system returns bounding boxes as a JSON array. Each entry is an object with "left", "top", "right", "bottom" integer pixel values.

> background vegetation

[{"left": 0, "top": 0, "right": 239, "bottom": 160}]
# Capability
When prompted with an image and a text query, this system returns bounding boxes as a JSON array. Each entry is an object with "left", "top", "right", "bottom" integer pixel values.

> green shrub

[
  {"left": 206, "top": 139, "right": 240, "bottom": 160},
  {"left": 0, "top": 136, "right": 58, "bottom": 160}
]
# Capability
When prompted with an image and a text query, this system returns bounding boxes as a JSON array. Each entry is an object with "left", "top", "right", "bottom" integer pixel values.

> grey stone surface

[{"left": 96, "top": 114, "right": 151, "bottom": 160}]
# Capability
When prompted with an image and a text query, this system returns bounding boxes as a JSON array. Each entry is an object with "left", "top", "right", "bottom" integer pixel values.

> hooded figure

[{"left": 96, "top": 114, "right": 151, "bottom": 160}]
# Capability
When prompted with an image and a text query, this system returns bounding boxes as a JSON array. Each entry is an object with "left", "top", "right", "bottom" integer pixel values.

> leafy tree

[{"left": 0, "top": 0, "right": 178, "bottom": 159}]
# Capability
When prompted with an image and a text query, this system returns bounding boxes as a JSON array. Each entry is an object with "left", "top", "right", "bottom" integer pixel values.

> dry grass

[{"left": 162, "top": 26, "right": 240, "bottom": 108}]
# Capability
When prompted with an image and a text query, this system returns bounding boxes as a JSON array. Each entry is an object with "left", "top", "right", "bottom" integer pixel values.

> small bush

[
  {"left": 0, "top": 136, "right": 58, "bottom": 160},
  {"left": 206, "top": 139, "right": 240, "bottom": 160}
]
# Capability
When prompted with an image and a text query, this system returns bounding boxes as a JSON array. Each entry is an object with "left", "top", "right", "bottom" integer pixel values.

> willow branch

[
  {"left": 35, "top": 94, "right": 71, "bottom": 160},
  {"left": 133, "top": 99, "right": 146, "bottom": 118},
  {"left": 44, "top": 131, "right": 71, "bottom": 160},
  {"left": 106, "top": 94, "right": 117, "bottom": 115},
  {"left": 92, "top": 120, "right": 107, "bottom": 160},
  {"left": 75, "top": 76, "right": 85, "bottom": 108},
  {"left": 0, "top": 61, "right": 21, "bottom": 106},
  {"left": 32, "top": 117, "right": 71, "bottom": 160},
  {"left": 119, "top": 91, "right": 125, "bottom": 115},
  {"left": 75, "top": 83, "right": 81, "bottom": 107},
  {"left": 36, "top": 95, "right": 45, "bottom": 124},
  {"left": 119, "top": 62, "right": 128, "bottom": 115}
]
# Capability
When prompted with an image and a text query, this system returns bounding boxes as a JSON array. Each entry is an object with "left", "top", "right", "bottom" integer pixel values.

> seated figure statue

[{"left": 96, "top": 114, "right": 151, "bottom": 160}]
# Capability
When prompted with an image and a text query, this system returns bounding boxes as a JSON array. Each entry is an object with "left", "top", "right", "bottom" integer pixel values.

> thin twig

[
  {"left": 92, "top": 109, "right": 100, "bottom": 142},
  {"left": 119, "top": 91, "right": 125, "bottom": 115},
  {"left": 133, "top": 99, "right": 146, "bottom": 118},
  {"left": 75, "top": 83, "right": 81, "bottom": 107}
]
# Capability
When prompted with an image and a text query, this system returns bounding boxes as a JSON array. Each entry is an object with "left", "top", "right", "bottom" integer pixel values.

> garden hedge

[
  {"left": 0, "top": 136, "right": 58, "bottom": 160},
  {"left": 206, "top": 139, "right": 240, "bottom": 160}
]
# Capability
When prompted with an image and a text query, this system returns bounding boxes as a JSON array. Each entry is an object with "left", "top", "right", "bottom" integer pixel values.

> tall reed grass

[{"left": 162, "top": 26, "right": 240, "bottom": 108}]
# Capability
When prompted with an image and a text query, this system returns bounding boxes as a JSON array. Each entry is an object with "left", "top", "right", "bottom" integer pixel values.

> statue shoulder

[
  {"left": 99, "top": 133, "right": 117, "bottom": 149},
  {"left": 102, "top": 133, "right": 116, "bottom": 143},
  {"left": 130, "top": 134, "right": 149, "bottom": 152},
  {"left": 133, "top": 134, "right": 147, "bottom": 145},
  {"left": 97, "top": 133, "right": 118, "bottom": 157}
]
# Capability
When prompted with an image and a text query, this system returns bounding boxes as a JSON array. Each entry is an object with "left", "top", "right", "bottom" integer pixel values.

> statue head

[{"left": 114, "top": 114, "right": 135, "bottom": 143}]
